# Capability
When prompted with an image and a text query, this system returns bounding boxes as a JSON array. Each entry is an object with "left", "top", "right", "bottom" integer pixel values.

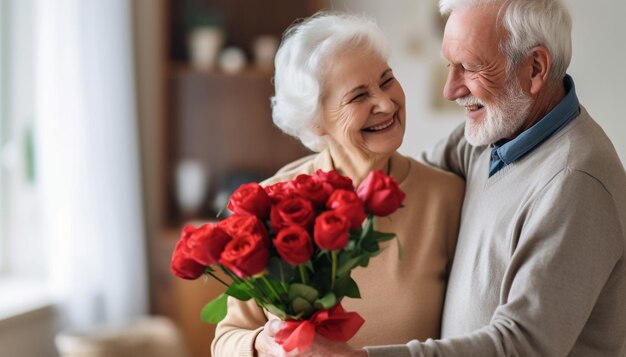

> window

[
  {"left": 0, "top": 0, "right": 42, "bottom": 281},
  {"left": 0, "top": 0, "right": 7, "bottom": 275}
]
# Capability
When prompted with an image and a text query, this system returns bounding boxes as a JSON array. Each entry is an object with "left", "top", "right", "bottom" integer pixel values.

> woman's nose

[
  {"left": 443, "top": 67, "right": 469, "bottom": 101},
  {"left": 372, "top": 91, "right": 395, "bottom": 114}
]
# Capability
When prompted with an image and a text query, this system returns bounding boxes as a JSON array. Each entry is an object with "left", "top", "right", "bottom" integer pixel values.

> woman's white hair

[
  {"left": 270, "top": 12, "right": 390, "bottom": 152},
  {"left": 439, "top": 0, "right": 572, "bottom": 81}
]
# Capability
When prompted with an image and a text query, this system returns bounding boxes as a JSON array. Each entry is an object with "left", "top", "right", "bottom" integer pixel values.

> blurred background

[{"left": 0, "top": 0, "right": 624, "bottom": 356}]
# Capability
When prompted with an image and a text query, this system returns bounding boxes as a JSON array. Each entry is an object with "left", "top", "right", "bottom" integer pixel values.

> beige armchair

[{"left": 55, "top": 316, "right": 188, "bottom": 357}]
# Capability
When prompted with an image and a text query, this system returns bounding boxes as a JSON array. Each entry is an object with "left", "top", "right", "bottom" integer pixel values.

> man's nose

[{"left": 443, "top": 67, "right": 469, "bottom": 101}]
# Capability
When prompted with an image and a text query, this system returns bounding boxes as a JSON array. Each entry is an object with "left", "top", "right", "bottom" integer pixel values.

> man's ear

[{"left": 528, "top": 46, "right": 552, "bottom": 95}]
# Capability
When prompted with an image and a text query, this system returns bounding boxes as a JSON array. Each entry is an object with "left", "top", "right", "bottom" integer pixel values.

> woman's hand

[
  {"left": 255, "top": 319, "right": 368, "bottom": 357},
  {"left": 254, "top": 319, "right": 285, "bottom": 356}
]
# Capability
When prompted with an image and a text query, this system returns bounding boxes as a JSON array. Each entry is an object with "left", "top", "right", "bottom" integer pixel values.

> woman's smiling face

[{"left": 317, "top": 46, "right": 406, "bottom": 157}]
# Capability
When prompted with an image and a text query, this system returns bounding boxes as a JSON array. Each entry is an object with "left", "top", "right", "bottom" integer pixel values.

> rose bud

[
  {"left": 264, "top": 181, "right": 296, "bottom": 204},
  {"left": 314, "top": 211, "right": 350, "bottom": 251},
  {"left": 290, "top": 174, "right": 333, "bottom": 208},
  {"left": 227, "top": 182, "right": 272, "bottom": 218},
  {"left": 314, "top": 169, "right": 354, "bottom": 191},
  {"left": 274, "top": 225, "right": 314, "bottom": 266},
  {"left": 186, "top": 223, "right": 232, "bottom": 266},
  {"left": 171, "top": 226, "right": 206, "bottom": 280},
  {"left": 219, "top": 233, "right": 270, "bottom": 278},
  {"left": 218, "top": 214, "right": 269, "bottom": 244},
  {"left": 356, "top": 170, "right": 406, "bottom": 216},
  {"left": 326, "top": 189, "right": 367, "bottom": 230},
  {"left": 270, "top": 196, "right": 315, "bottom": 232}
]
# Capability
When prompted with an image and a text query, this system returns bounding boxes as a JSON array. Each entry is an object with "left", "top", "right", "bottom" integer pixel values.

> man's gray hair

[
  {"left": 271, "top": 12, "right": 390, "bottom": 152},
  {"left": 439, "top": 0, "right": 572, "bottom": 81}
]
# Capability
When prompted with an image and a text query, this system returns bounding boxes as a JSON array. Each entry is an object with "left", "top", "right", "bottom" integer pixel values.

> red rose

[
  {"left": 314, "top": 170, "right": 354, "bottom": 191},
  {"left": 356, "top": 170, "right": 405, "bottom": 216},
  {"left": 314, "top": 211, "right": 350, "bottom": 251},
  {"left": 219, "top": 233, "right": 270, "bottom": 278},
  {"left": 228, "top": 183, "right": 272, "bottom": 218},
  {"left": 265, "top": 181, "right": 296, "bottom": 204},
  {"left": 218, "top": 214, "right": 269, "bottom": 243},
  {"left": 270, "top": 196, "right": 315, "bottom": 231},
  {"left": 326, "top": 190, "right": 366, "bottom": 230},
  {"left": 186, "top": 223, "right": 232, "bottom": 266},
  {"left": 274, "top": 225, "right": 314, "bottom": 265},
  {"left": 290, "top": 174, "right": 333, "bottom": 208},
  {"left": 171, "top": 226, "right": 206, "bottom": 280}
]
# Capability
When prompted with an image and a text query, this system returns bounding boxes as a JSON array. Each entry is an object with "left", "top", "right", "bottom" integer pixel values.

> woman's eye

[
  {"left": 351, "top": 92, "right": 367, "bottom": 102},
  {"left": 381, "top": 77, "right": 394, "bottom": 88}
]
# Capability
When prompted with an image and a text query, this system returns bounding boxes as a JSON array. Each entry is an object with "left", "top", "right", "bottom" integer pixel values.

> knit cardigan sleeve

[{"left": 210, "top": 296, "right": 268, "bottom": 357}]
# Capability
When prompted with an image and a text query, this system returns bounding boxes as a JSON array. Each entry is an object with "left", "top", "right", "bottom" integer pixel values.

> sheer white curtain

[{"left": 34, "top": 0, "right": 148, "bottom": 328}]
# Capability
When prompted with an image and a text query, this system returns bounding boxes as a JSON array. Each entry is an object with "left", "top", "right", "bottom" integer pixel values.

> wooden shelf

[
  {"left": 143, "top": 2, "right": 329, "bottom": 356},
  {"left": 170, "top": 62, "right": 274, "bottom": 79}
]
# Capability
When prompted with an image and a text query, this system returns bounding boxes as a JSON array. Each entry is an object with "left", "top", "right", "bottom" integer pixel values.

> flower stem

[
  {"left": 206, "top": 270, "right": 229, "bottom": 288},
  {"left": 331, "top": 250, "right": 338, "bottom": 290},
  {"left": 279, "top": 263, "right": 288, "bottom": 291},
  {"left": 298, "top": 265, "right": 308, "bottom": 285},
  {"left": 260, "top": 276, "right": 281, "bottom": 304}
]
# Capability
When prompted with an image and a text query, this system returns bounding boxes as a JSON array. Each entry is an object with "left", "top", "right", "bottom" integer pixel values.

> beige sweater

[{"left": 210, "top": 150, "right": 465, "bottom": 356}]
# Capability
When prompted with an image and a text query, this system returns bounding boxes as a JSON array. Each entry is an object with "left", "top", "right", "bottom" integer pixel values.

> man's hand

[{"left": 255, "top": 319, "right": 368, "bottom": 357}]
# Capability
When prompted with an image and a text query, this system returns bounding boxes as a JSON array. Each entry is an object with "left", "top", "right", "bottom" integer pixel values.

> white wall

[
  {"left": 334, "top": 0, "right": 626, "bottom": 164},
  {"left": 568, "top": 0, "right": 626, "bottom": 164}
]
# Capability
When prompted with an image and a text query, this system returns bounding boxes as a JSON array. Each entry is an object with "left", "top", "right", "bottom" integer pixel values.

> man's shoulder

[
  {"left": 532, "top": 106, "right": 626, "bottom": 200},
  {"left": 548, "top": 107, "right": 623, "bottom": 175}
]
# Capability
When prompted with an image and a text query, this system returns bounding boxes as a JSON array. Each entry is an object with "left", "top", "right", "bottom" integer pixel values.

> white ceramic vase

[
  {"left": 188, "top": 26, "right": 223, "bottom": 70},
  {"left": 175, "top": 159, "right": 208, "bottom": 218}
]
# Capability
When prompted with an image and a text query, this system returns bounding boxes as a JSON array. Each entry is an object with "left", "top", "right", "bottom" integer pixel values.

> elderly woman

[{"left": 211, "top": 13, "right": 464, "bottom": 356}]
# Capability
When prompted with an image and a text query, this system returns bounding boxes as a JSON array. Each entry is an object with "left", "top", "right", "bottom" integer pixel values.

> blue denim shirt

[{"left": 489, "top": 75, "right": 580, "bottom": 177}]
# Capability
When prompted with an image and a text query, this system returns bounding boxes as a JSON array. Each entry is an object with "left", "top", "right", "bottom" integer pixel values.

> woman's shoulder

[{"left": 261, "top": 153, "right": 320, "bottom": 186}]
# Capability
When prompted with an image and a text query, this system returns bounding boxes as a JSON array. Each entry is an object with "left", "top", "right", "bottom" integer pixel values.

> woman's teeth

[{"left": 364, "top": 117, "right": 395, "bottom": 132}]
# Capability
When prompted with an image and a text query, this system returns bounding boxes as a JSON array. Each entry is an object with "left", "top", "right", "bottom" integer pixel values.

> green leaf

[
  {"left": 314, "top": 292, "right": 337, "bottom": 309},
  {"left": 291, "top": 297, "right": 314, "bottom": 316},
  {"left": 266, "top": 257, "right": 296, "bottom": 283},
  {"left": 364, "top": 241, "right": 380, "bottom": 253},
  {"left": 201, "top": 293, "right": 228, "bottom": 324},
  {"left": 264, "top": 304, "right": 288, "bottom": 320},
  {"left": 310, "top": 267, "right": 332, "bottom": 292},
  {"left": 360, "top": 215, "right": 374, "bottom": 241},
  {"left": 288, "top": 283, "right": 319, "bottom": 303},
  {"left": 334, "top": 275, "right": 361, "bottom": 299},
  {"left": 396, "top": 237, "right": 404, "bottom": 260},
  {"left": 225, "top": 282, "right": 253, "bottom": 301},
  {"left": 358, "top": 255, "right": 371, "bottom": 268},
  {"left": 372, "top": 231, "right": 396, "bottom": 242},
  {"left": 336, "top": 256, "right": 361, "bottom": 277}
]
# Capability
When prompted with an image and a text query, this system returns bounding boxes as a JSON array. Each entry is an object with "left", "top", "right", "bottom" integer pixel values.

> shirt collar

[{"left": 489, "top": 75, "right": 580, "bottom": 175}]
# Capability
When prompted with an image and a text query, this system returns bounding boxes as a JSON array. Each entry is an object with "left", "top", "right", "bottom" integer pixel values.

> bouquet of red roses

[{"left": 171, "top": 169, "right": 405, "bottom": 352}]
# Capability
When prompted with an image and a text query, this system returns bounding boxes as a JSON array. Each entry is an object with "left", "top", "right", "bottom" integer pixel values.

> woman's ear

[
  {"left": 528, "top": 46, "right": 552, "bottom": 95},
  {"left": 311, "top": 120, "right": 326, "bottom": 136}
]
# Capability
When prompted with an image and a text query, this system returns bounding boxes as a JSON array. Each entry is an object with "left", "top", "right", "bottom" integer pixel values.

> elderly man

[
  {"left": 264, "top": 0, "right": 626, "bottom": 356},
  {"left": 366, "top": 0, "right": 626, "bottom": 356}
]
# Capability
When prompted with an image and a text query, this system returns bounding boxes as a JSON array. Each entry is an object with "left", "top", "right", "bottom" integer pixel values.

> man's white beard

[{"left": 457, "top": 78, "right": 533, "bottom": 147}]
